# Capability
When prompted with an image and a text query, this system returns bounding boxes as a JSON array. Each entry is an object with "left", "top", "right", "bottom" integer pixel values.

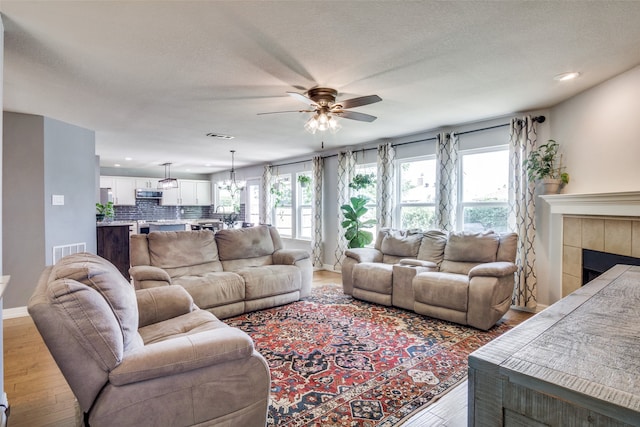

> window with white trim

[
  {"left": 272, "top": 174, "right": 292, "bottom": 238},
  {"left": 270, "top": 171, "right": 314, "bottom": 240},
  {"left": 395, "top": 156, "right": 437, "bottom": 229},
  {"left": 297, "top": 172, "right": 313, "bottom": 239},
  {"left": 458, "top": 146, "right": 509, "bottom": 233}
]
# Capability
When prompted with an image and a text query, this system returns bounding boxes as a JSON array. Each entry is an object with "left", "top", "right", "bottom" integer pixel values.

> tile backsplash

[{"left": 113, "top": 199, "right": 245, "bottom": 222}]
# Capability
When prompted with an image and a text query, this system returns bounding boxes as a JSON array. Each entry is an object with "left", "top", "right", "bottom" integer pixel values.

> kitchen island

[{"left": 96, "top": 222, "right": 133, "bottom": 279}]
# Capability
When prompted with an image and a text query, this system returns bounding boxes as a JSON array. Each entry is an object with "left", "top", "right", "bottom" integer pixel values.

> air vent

[{"left": 206, "top": 133, "right": 235, "bottom": 140}]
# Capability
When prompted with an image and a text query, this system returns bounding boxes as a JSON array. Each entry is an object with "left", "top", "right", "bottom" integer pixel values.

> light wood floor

[{"left": 3, "top": 270, "right": 532, "bottom": 426}]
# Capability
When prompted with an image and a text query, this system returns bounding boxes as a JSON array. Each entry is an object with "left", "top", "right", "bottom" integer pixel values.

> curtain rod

[
  {"left": 455, "top": 115, "right": 545, "bottom": 136},
  {"left": 269, "top": 116, "right": 545, "bottom": 168}
]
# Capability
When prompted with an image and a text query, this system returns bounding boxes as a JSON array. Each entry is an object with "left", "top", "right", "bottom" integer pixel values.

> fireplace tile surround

[
  {"left": 540, "top": 191, "right": 640, "bottom": 304},
  {"left": 562, "top": 215, "right": 640, "bottom": 296}
]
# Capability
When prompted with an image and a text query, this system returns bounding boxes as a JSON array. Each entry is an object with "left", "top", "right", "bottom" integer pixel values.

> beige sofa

[
  {"left": 130, "top": 225, "right": 313, "bottom": 319},
  {"left": 342, "top": 228, "right": 518, "bottom": 330},
  {"left": 28, "top": 252, "right": 270, "bottom": 427}
]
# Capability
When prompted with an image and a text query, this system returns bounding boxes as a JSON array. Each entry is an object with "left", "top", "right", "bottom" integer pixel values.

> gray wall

[{"left": 2, "top": 112, "right": 95, "bottom": 309}]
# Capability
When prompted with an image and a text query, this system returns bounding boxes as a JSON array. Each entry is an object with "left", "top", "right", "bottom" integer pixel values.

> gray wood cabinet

[{"left": 469, "top": 264, "right": 640, "bottom": 427}]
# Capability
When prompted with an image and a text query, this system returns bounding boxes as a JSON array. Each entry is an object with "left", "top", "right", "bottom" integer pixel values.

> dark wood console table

[{"left": 469, "top": 264, "right": 640, "bottom": 426}]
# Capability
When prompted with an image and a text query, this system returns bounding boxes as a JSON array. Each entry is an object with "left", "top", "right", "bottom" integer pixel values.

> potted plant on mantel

[{"left": 525, "top": 139, "right": 570, "bottom": 194}]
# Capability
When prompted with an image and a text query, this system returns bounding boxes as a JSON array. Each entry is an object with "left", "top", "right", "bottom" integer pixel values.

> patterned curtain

[
  {"left": 260, "top": 165, "right": 273, "bottom": 225},
  {"left": 376, "top": 142, "right": 395, "bottom": 228},
  {"left": 310, "top": 156, "right": 324, "bottom": 268},
  {"left": 334, "top": 151, "right": 356, "bottom": 271},
  {"left": 435, "top": 132, "right": 458, "bottom": 231},
  {"left": 508, "top": 117, "right": 538, "bottom": 309}
]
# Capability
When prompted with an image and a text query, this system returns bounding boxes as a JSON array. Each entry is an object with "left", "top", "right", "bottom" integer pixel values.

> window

[
  {"left": 297, "top": 172, "right": 313, "bottom": 239},
  {"left": 271, "top": 171, "right": 314, "bottom": 240},
  {"left": 271, "top": 174, "right": 292, "bottom": 237},
  {"left": 458, "top": 147, "right": 509, "bottom": 233},
  {"left": 245, "top": 179, "right": 260, "bottom": 225},
  {"left": 215, "top": 186, "right": 235, "bottom": 213},
  {"left": 395, "top": 157, "right": 437, "bottom": 229}
]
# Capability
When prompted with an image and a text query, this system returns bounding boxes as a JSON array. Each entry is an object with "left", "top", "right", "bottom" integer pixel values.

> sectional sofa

[
  {"left": 130, "top": 225, "right": 313, "bottom": 319},
  {"left": 342, "top": 228, "right": 518, "bottom": 330}
]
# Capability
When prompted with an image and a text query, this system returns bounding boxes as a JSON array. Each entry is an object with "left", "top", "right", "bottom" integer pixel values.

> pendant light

[
  {"left": 218, "top": 150, "right": 246, "bottom": 195},
  {"left": 158, "top": 162, "right": 178, "bottom": 189}
]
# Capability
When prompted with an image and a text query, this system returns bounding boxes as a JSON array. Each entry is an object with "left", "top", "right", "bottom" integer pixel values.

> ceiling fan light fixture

[{"left": 304, "top": 115, "right": 320, "bottom": 133}]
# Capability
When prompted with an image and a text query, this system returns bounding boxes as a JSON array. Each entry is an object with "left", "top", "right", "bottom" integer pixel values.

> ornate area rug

[{"left": 226, "top": 284, "right": 512, "bottom": 426}]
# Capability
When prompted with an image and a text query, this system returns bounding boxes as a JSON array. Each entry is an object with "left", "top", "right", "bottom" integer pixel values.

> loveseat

[
  {"left": 342, "top": 228, "right": 518, "bottom": 330},
  {"left": 28, "top": 252, "right": 270, "bottom": 426},
  {"left": 130, "top": 225, "right": 313, "bottom": 319}
]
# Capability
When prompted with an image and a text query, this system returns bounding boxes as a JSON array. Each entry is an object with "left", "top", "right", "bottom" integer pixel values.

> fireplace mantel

[
  {"left": 539, "top": 191, "right": 640, "bottom": 304},
  {"left": 540, "top": 191, "right": 640, "bottom": 216}
]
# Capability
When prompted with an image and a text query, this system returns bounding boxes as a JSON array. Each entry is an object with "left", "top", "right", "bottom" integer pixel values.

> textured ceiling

[{"left": 2, "top": 1, "right": 640, "bottom": 174}]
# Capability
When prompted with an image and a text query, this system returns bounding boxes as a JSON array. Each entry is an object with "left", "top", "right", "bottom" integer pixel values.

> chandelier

[
  {"left": 303, "top": 106, "right": 341, "bottom": 134},
  {"left": 157, "top": 162, "right": 178, "bottom": 189},
  {"left": 218, "top": 150, "right": 246, "bottom": 197}
]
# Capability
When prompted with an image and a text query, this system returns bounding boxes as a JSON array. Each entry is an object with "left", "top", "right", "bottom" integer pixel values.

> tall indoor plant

[
  {"left": 525, "top": 139, "right": 570, "bottom": 194},
  {"left": 340, "top": 173, "right": 377, "bottom": 248}
]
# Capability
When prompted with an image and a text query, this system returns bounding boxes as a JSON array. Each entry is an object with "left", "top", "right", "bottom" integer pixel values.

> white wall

[{"left": 550, "top": 65, "right": 640, "bottom": 194}]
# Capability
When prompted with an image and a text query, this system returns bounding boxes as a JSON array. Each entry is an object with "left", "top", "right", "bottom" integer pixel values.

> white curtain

[
  {"left": 376, "top": 142, "right": 395, "bottom": 228},
  {"left": 334, "top": 150, "right": 356, "bottom": 271},
  {"left": 508, "top": 117, "right": 538, "bottom": 309},
  {"left": 260, "top": 165, "right": 273, "bottom": 225},
  {"left": 310, "top": 156, "right": 324, "bottom": 268},
  {"left": 435, "top": 132, "right": 458, "bottom": 232}
]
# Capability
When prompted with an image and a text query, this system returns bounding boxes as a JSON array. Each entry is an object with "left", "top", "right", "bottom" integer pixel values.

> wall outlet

[{"left": 52, "top": 195, "right": 65, "bottom": 205}]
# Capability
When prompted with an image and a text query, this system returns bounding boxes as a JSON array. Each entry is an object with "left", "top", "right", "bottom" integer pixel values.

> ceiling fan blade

[
  {"left": 287, "top": 91, "right": 318, "bottom": 107},
  {"left": 333, "top": 110, "right": 378, "bottom": 122},
  {"left": 257, "top": 110, "right": 313, "bottom": 115},
  {"left": 336, "top": 94, "right": 382, "bottom": 109}
]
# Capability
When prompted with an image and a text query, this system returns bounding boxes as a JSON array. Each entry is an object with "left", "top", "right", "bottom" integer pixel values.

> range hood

[{"left": 135, "top": 189, "right": 163, "bottom": 199}]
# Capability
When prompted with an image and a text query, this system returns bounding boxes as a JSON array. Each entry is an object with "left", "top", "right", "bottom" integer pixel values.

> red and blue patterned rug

[{"left": 226, "top": 283, "right": 512, "bottom": 426}]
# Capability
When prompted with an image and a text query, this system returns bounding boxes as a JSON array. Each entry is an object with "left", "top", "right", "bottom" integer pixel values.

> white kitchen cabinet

[
  {"left": 161, "top": 187, "right": 180, "bottom": 205},
  {"left": 196, "top": 181, "right": 212, "bottom": 206},
  {"left": 99, "top": 176, "right": 137, "bottom": 205},
  {"left": 134, "top": 177, "right": 157, "bottom": 189},
  {"left": 160, "top": 180, "right": 211, "bottom": 206},
  {"left": 179, "top": 181, "right": 198, "bottom": 205}
]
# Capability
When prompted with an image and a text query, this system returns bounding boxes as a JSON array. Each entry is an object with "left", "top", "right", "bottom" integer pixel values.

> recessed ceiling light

[
  {"left": 206, "top": 132, "right": 235, "bottom": 140},
  {"left": 554, "top": 72, "right": 581, "bottom": 81},
  {"left": 205, "top": 163, "right": 212, "bottom": 167},
  {"left": 125, "top": 157, "right": 133, "bottom": 161},
  {"left": 114, "top": 163, "right": 121, "bottom": 167}
]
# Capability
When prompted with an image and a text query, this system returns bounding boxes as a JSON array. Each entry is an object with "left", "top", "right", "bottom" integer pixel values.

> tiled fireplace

[
  {"left": 541, "top": 191, "right": 640, "bottom": 303},
  {"left": 562, "top": 215, "right": 640, "bottom": 296}
]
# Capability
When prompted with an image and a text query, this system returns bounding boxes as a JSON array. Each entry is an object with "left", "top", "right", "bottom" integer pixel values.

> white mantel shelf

[{"left": 540, "top": 191, "right": 640, "bottom": 216}]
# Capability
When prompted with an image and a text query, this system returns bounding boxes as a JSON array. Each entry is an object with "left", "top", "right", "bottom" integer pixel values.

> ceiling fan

[{"left": 258, "top": 87, "right": 382, "bottom": 133}]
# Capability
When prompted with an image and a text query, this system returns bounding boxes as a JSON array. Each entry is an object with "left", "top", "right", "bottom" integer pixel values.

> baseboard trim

[{"left": 3, "top": 306, "right": 29, "bottom": 319}]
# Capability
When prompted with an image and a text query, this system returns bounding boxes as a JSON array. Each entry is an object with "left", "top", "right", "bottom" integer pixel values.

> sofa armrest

[
  {"left": 136, "top": 287, "right": 196, "bottom": 328},
  {"left": 469, "top": 262, "right": 517, "bottom": 278},
  {"left": 110, "top": 327, "right": 254, "bottom": 386},
  {"left": 344, "top": 248, "right": 383, "bottom": 263},
  {"left": 129, "top": 265, "right": 171, "bottom": 290},
  {"left": 398, "top": 258, "right": 438, "bottom": 269},
  {"left": 273, "top": 249, "right": 310, "bottom": 265}
]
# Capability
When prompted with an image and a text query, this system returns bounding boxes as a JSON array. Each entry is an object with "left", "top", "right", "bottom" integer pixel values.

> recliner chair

[{"left": 28, "top": 252, "right": 270, "bottom": 427}]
